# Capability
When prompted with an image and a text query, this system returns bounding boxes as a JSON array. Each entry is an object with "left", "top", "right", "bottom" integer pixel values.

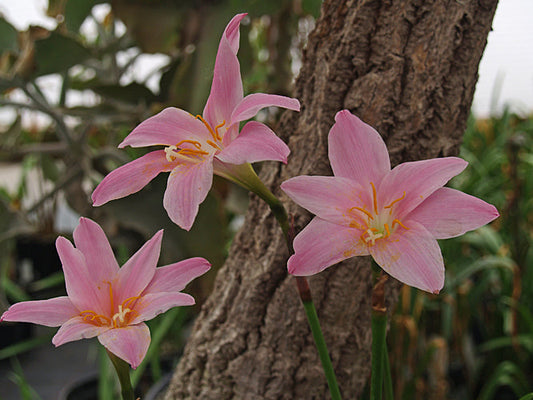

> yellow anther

[
  {"left": 196, "top": 114, "right": 219, "bottom": 142},
  {"left": 175, "top": 139, "right": 202, "bottom": 149},
  {"left": 370, "top": 182, "right": 378, "bottom": 214},
  {"left": 206, "top": 140, "right": 222, "bottom": 150},
  {"left": 384, "top": 191, "right": 406, "bottom": 214},
  {"left": 214, "top": 120, "right": 226, "bottom": 141},
  {"left": 384, "top": 223, "right": 391, "bottom": 238},
  {"left": 349, "top": 206, "right": 374, "bottom": 220},
  {"left": 80, "top": 310, "right": 111, "bottom": 327},
  {"left": 392, "top": 219, "right": 409, "bottom": 230}
]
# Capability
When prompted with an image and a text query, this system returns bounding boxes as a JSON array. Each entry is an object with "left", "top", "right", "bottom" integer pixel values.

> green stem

[
  {"left": 383, "top": 341, "right": 394, "bottom": 400},
  {"left": 229, "top": 164, "right": 341, "bottom": 399},
  {"left": 297, "top": 277, "right": 342, "bottom": 400},
  {"left": 106, "top": 350, "right": 135, "bottom": 400}
]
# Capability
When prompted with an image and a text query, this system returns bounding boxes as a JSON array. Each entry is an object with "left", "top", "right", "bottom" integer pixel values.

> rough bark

[{"left": 165, "top": 0, "right": 498, "bottom": 398}]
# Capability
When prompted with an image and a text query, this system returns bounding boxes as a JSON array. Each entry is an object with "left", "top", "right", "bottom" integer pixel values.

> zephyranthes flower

[
  {"left": 92, "top": 13, "right": 300, "bottom": 230},
  {"left": 281, "top": 110, "right": 499, "bottom": 293},
  {"left": 0, "top": 218, "right": 210, "bottom": 368}
]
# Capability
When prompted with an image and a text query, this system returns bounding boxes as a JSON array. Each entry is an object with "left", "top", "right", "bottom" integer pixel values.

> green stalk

[
  {"left": 383, "top": 342, "right": 394, "bottom": 400},
  {"left": 227, "top": 163, "right": 341, "bottom": 399},
  {"left": 297, "top": 277, "right": 342, "bottom": 400},
  {"left": 106, "top": 350, "right": 135, "bottom": 400}
]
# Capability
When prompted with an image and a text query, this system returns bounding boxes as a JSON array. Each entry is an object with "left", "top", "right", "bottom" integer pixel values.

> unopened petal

[
  {"left": 119, "top": 108, "right": 210, "bottom": 148},
  {"left": 216, "top": 121, "right": 289, "bottom": 164},
  {"left": 230, "top": 93, "right": 300, "bottom": 125},
  {"left": 115, "top": 230, "right": 163, "bottom": 304},
  {"left": 97, "top": 324, "right": 151, "bottom": 369},
  {"left": 92, "top": 150, "right": 174, "bottom": 207},
  {"left": 163, "top": 159, "right": 213, "bottom": 231},
  {"left": 406, "top": 187, "right": 499, "bottom": 239},
  {"left": 73, "top": 218, "right": 119, "bottom": 282},
  {"left": 130, "top": 292, "right": 195, "bottom": 325},
  {"left": 329, "top": 110, "right": 390, "bottom": 186},
  {"left": 203, "top": 14, "right": 246, "bottom": 128},
  {"left": 143, "top": 257, "right": 211, "bottom": 294},
  {"left": 281, "top": 175, "right": 371, "bottom": 226},
  {"left": 370, "top": 221, "right": 444, "bottom": 293},
  {"left": 1, "top": 297, "right": 78, "bottom": 327},
  {"left": 52, "top": 316, "right": 109, "bottom": 346},
  {"left": 288, "top": 217, "right": 369, "bottom": 276},
  {"left": 378, "top": 157, "right": 467, "bottom": 219}
]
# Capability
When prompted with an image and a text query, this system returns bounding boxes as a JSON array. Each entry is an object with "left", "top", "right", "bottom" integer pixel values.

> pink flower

[
  {"left": 92, "top": 13, "right": 300, "bottom": 230},
  {"left": 281, "top": 110, "right": 499, "bottom": 293},
  {"left": 0, "top": 218, "right": 210, "bottom": 369}
]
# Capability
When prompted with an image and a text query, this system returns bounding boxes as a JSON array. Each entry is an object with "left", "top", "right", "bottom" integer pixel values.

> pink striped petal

[
  {"left": 378, "top": 157, "right": 467, "bottom": 219},
  {"left": 73, "top": 218, "right": 119, "bottom": 283},
  {"left": 1, "top": 297, "right": 78, "bottom": 327},
  {"left": 97, "top": 323, "right": 150, "bottom": 369},
  {"left": 119, "top": 107, "right": 210, "bottom": 148},
  {"left": 230, "top": 93, "right": 300, "bottom": 125},
  {"left": 370, "top": 221, "right": 444, "bottom": 293},
  {"left": 92, "top": 150, "right": 175, "bottom": 207},
  {"left": 288, "top": 217, "right": 369, "bottom": 276},
  {"left": 163, "top": 159, "right": 214, "bottom": 231},
  {"left": 216, "top": 121, "right": 289, "bottom": 164},
  {"left": 329, "top": 110, "right": 391, "bottom": 186},
  {"left": 56, "top": 237, "right": 109, "bottom": 315},
  {"left": 52, "top": 316, "right": 109, "bottom": 346},
  {"left": 143, "top": 257, "right": 211, "bottom": 294},
  {"left": 203, "top": 14, "right": 246, "bottom": 128},
  {"left": 281, "top": 176, "right": 371, "bottom": 226},
  {"left": 406, "top": 187, "right": 500, "bottom": 239},
  {"left": 114, "top": 230, "right": 162, "bottom": 304},
  {"left": 130, "top": 292, "right": 195, "bottom": 325}
]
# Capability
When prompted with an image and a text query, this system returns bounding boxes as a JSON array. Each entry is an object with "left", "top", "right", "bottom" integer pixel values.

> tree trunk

[{"left": 165, "top": 0, "right": 498, "bottom": 398}]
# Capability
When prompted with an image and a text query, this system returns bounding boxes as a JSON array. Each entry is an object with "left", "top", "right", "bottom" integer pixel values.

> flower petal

[
  {"left": 370, "top": 221, "right": 444, "bottom": 293},
  {"left": 97, "top": 323, "right": 151, "bottom": 369},
  {"left": 230, "top": 93, "right": 300, "bottom": 125},
  {"left": 203, "top": 14, "right": 246, "bottom": 128},
  {"left": 329, "top": 110, "right": 391, "bottom": 186},
  {"left": 406, "top": 187, "right": 499, "bottom": 239},
  {"left": 114, "top": 230, "right": 163, "bottom": 304},
  {"left": 216, "top": 121, "right": 290, "bottom": 164},
  {"left": 143, "top": 257, "right": 211, "bottom": 294},
  {"left": 163, "top": 159, "right": 213, "bottom": 231},
  {"left": 119, "top": 107, "right": 210, "bottom": 148},
  {"left": 1, "top": 297, "right": 78, "bottom": 327},
  {"left": 92, "top": 150, "right": 174, "bottom": 207},
  {"left": 56, "top": 237, "right": 109, "bottom": 315},
  {"left": 281, "top": 175, "right": 371, "bottom": 226},
  {"left": 52, "top": 316, "right": 109, "bottom": 346},
  {"left": 130, "top": 292, "right": 195, "bottom": 325},
  {"left": 378, "top": 157, "right": 468, "bottom": 219},
  {"left": 288, "top": 217, "right": 369, "bottom": 276},
  {"left": 73, "top": 218, "right": 119, "bottom": 283}
]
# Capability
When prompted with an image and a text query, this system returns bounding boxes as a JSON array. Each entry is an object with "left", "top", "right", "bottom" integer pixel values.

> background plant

[{"left": 0, "top": 1, "right": 530, "bottom": 399}]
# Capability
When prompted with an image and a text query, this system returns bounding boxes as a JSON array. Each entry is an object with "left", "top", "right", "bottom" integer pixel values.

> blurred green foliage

[{"left": 387, "top": 111, "right": 533, "bottom": 400}]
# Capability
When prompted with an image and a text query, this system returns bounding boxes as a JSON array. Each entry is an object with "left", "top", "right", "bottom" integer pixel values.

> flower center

[
  {"left": 79, "top": 282, "right": 140, "bottom": 328},
  {"left": 348, "top": 182, "right": 408, "bottom": 247},
  {"left": 164, "top": 115, "right": 226, "bottom": 163}
]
